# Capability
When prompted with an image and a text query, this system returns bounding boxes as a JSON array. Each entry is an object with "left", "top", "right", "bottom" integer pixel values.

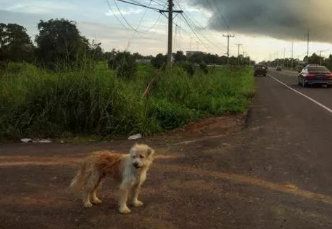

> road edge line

[{"left": 268, "top": 75, "right": 332, "bottom": 114}]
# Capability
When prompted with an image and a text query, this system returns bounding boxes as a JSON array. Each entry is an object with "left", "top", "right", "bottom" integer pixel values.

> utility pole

[
  {"left": 160, "top": 0, "right": 183, "bottom": 67},
  {"left": 235, "top": 43, "right": 242, "bottom": 65},
  {"left": 283, "top": 48, "right": 286, "bottom": 67},
  {"left": 223, "top": 34, "right": 234, "bottom": 63},
  {"left": 291, "top": 41, "right": 294, "bottom": 69},
  {"left": 291, "top": 41, "right": 294, "bottom": 59},
  {"left": 243, "top": 51, "right": 247, "bottom": 65},
  {"left": 167, "top": 0, "right": 173, "bottom": 67},
  {"left": 113, "top": 0, "right": 182, "bottom": 68},
  {"left": 306, "top": 30, "right": 310, "bottom": 62},
  {"left": 318, "top": 50, "right": 327, "bottom": 65}
]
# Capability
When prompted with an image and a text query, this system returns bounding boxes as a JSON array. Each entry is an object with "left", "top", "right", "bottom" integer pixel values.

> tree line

[
  {"left": 263, "top": 53, "right": 332, "bottom": 71},
  {"left": 1, "top": 19, "right": 106, "bottom": 70},
  {"left": 1, "top": 18, "right": 254, "bottom": 72}
]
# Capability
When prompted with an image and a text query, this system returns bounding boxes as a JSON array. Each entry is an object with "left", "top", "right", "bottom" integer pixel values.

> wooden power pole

[
  {"left": 160, "top": 0, "right": 183, "bottom": 67},
  {"left": 235, "top": 43, "right": 242, "bottom": 65},
  {"left": 167, "top": 0, "right": 173, "bottom": 67},
  {"left": 223, "top": 34, "right": 234, "bottom": 63}
]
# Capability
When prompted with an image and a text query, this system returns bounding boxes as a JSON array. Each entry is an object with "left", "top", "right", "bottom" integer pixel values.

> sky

[{"left": 1, "top": 0, "right": 332, "bottom": 62}]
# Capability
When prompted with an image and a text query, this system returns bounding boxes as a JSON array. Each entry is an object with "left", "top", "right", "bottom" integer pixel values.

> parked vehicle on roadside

[
  {"left": 276, "top": 66, "right": 282, "bottom": 71},
  {"left": 298, "top": 65, "right": 332, "bottom": 87},
  {"left": 254, "top": 64, "right": 267, "bottom": 77}
]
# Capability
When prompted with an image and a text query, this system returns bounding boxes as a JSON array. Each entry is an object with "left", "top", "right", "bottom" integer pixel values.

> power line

[
  {"left": 106, "top": 0, "right": 132, "bottom": 31},
  {"left": 126, "top": 0, "right": 153, "bottom": 49},
  {"left": 116, "top": 0, "right": 182, "bottom": 66},
  {"left": 150, "top": 0, "right": 166, "bottom": 7},
  {"left": 180, "top": 14, "right": 210, "bottom": 52},
  {"left": 113, "top": 0, "right": 139, "bottom": 32},
  {"left": 174, "top": 1, "right": 224, "bottom": 53},
  {"left": 181, "top": 14, "right": 224, "bottom": 52},
  {"left": 115, "top": 0, "right": 163, "bottom": 12},
  {"left": 175, "top": 0, "right": 227, "bottom": 53}
]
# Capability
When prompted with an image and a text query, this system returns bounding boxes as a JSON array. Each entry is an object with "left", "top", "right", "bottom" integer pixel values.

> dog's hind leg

[
  {"left": 90, "top": 179, "right": 102, "bottom": 205},
  {"left": 82, "top": 170, "right": 101, "bottom": 208}
]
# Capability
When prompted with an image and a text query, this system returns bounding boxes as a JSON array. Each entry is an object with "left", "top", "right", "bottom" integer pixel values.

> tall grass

[{"left": 0, "top": 62, "right": 254, "bottom": 139}]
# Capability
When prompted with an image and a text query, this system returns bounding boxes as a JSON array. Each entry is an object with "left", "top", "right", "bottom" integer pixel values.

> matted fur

[{"left": 69, "top": 143, "right": 155, "bottom": 214}]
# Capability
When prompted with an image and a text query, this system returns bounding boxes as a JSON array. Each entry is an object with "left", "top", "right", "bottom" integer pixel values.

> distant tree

[
  {"left": 0, "top": 23, "right": 34, "bottom": 63},
  {"left": 132, "top": 52, "right": 144, "bottom": 60},
  {"left": 188, "top": 52, "right": 204, "bottom": 64},
  {"left": 104, "top": 49, "right": 117, "bottom": 60},
  {"left": 35, "top": 19, "right": 90, "bottom": 69},
  {"left": 151, "top": 53, "right": 166, "bottom": 69},
  {"left": 108, "top": 51, "right": 137, "bottom": 79},
  {"left": 174, "top": 51, "right": 186, "bottom": 63},
  {"left": 89, "top": 41, "right": 103, "bottom": 60},
  {"left": 323, "top": 55, "right": 332, "bottom": 70},
  {"left": 308, "top": 53, "right": 323, "bottom": 65}
]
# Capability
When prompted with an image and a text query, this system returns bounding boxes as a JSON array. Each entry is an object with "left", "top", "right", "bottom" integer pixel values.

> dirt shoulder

[{"left": 1, "top": 86, "right": 332, "bottom": 229}]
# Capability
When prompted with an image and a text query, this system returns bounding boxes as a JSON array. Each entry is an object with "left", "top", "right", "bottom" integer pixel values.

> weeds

[{"left": 0, "top": 62, "right": 254, "bottom": 139}]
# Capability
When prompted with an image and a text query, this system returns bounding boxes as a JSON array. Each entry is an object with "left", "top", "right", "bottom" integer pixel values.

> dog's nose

[{"left": 133, "top": 162, "right": 139, "bottom": 168}]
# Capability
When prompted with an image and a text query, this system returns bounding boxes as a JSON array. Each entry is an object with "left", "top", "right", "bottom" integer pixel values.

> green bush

[
  {"left": 149, "top": 98, "right": 198, "bottom": 130},
  {"left": 108, "top": 51, "right": 137, "bottom": 79}
]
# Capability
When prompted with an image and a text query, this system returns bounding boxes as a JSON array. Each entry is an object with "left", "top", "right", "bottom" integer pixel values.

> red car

[{"left": 298, "top": 65, "right": 332, "bottom": 87}]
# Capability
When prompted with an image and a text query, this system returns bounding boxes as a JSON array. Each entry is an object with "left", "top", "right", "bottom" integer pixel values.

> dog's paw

[
  {"left": 119, "top": 206, "right": 131, "bottom": 214},
  {"left": 132, "top": 200, "right": 144, "bottom": 207},
  {"left": 92, "top": 198, "right": 102, "bottom": 205},
  {"left": 84, "top": 202, "right": 93, "bottom": 208}
]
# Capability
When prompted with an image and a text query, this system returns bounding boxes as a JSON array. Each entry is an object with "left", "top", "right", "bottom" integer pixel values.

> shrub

[
  {"left": 151, "top": 53, "right": 166, "bottom": 69},
  {"left": 108, "top": 51, "right": 137, "bottom": 79},
  {"left": 180, "top": 63, "right": 195, "bottom": 76},
  {"left": 148, "top": 98, "right": 198, "bottom": 130},
  {"left": 199, "top": 62, "right": 208, "bottom": 74}
]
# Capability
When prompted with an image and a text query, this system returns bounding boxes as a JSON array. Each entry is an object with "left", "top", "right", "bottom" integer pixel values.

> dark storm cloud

[{"left": 189, "top": 0, "right": 332, "bottom": 42}]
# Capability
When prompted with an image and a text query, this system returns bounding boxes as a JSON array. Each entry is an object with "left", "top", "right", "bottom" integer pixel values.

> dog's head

[{"left": 129, "top": 143, "right": 155, "bottom": 169}]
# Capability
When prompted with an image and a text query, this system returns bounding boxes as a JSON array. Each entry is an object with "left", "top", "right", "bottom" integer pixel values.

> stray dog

[{"left": 69, "top": 143, "right": 155, "bottom": 214}]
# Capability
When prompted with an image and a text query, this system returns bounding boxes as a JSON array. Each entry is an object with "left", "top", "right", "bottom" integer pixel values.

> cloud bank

[{"left": 189, "top": 0, "right": 332, "bottom": 43}]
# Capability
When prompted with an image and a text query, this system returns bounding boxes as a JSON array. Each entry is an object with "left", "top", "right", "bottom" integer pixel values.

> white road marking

[{"left": 268, "top": 75, "right": 332, "bottom": 114}]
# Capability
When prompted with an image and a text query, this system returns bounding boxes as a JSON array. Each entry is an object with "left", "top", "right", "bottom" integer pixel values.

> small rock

[
  {"left": 37, "top": 139, "right": 52, "bottom": 143},
  {"left": 21, "top": 138, "right": 32, "bottom": 143},
  {"left": 128, "top": 134, "right": 142, "bottom": 140}
]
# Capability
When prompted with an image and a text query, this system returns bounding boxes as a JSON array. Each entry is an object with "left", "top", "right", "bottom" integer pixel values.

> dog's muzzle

[{"left": 133, "top": 162, "right": 141, "bottom": 169}]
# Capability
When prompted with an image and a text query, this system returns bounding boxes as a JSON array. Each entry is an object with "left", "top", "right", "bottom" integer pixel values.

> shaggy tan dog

[{"left": 69, "top": 143, "right": 155, "bottom": 214}]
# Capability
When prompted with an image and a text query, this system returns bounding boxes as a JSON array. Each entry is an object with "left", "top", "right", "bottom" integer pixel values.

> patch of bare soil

[{"left": 0, "top": 114, "right": 331, "bottom": 229}]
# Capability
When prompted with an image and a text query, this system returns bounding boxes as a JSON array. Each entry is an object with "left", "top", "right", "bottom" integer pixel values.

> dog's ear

[
  {"left": 130, "top": 144, "right": 137, "bottom": 154},
  {"left": 147, "top": 148, "right": 155, "bottom": 157}
]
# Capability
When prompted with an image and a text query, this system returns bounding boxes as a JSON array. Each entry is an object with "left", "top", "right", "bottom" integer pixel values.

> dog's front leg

[
  {"left": 118, "top": 183, "right": 131, "bottom": 214},
  {"left": 130, "top": 184, "right": 143, "bottom": 207}
]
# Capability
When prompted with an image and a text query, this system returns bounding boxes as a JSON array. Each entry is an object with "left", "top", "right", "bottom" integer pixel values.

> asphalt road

[
  {"left": 246, "top": 69, "right": 332, "bottom": 196},
  {"left": 0, "top": 69, "right": 331, "bottom": 228},
  {"left": 269, "top": 69, "right": 332, "bottom": 109}
]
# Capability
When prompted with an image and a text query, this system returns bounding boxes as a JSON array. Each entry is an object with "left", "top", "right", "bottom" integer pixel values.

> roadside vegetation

[
  {"left": 263, "top": 53, "right": 332, "bottom": 71},
  {"left": 0, "top": 19, "right": 254, "bottom": 140},
  {"left": 0, "top": 63, "right": 253, "bottom": 139}
]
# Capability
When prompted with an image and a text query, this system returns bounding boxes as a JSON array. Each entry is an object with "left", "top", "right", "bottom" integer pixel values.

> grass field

[{"left": 0, "top": 62, "right": 254, "bottom": 139}]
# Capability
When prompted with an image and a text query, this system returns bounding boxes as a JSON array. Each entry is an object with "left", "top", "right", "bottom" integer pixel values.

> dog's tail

[{"left": 69, "top": 161, "right": 88, "bottom": 194}]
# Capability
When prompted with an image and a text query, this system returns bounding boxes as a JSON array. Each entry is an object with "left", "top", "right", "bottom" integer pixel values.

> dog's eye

[
  {"left": 132, "top": 155, "right": 136, "bottom": 159},
  {"left": 139, "top": 155, "right": 144, "bottom": 159}
]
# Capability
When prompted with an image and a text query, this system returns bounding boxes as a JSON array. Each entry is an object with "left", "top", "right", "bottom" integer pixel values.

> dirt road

[{"left": 1, "top": 69, "right": 332, "bottom": 228}]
